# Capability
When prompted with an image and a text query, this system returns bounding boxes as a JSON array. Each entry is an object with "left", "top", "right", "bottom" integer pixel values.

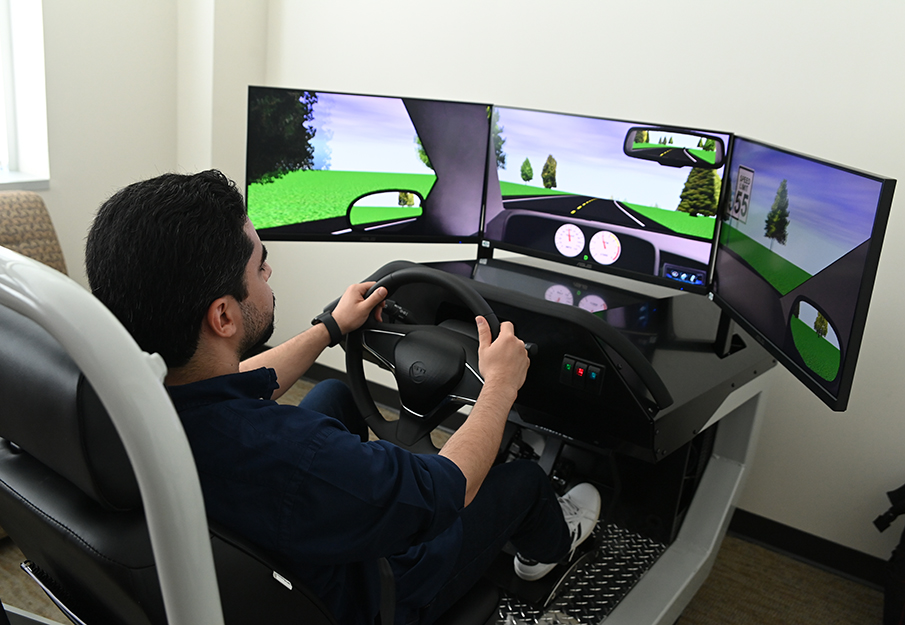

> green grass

[
  {"left": 790, "top": 315, "right": 841, "bottom": 381},
  {"left": 499, "top": 181, "right": 571, "bottom": 197},
  {"left": 247, "top": 170, "right": 437, "bottom": 229},
  {"left": 720, "top": 224, "right": 812, "bottom": 295},
  {"left": 688, "top": 149, "right": 717, "bottom": 165},
  {"left": 622, "top": 202, "right": 716, "bottom": 239},
  {"left": 631, "top": 143, "right": 717, "bottom": 165}
]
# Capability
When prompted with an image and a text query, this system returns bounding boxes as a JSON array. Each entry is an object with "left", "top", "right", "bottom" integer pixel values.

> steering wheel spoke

[
  {"left": 359, "top": 322, "right": 434, "bottom": 372},
  {"left": 448, "top": 359, "right": 484, "bottom": 405}
]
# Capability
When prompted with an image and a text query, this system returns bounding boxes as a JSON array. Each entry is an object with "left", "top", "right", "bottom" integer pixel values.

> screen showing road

[
  {"left": 483, "top": 106, "right": 730, "bottom": 291},
  {"left": 246, "top": 88, "right": 490, "bottom": 242},
  {"left": 714, "top": 137, "right": 895, "bottom": 410}
]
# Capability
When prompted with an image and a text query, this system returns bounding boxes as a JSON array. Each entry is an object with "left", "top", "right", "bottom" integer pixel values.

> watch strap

[{"left": 312, "top": 311, "right": 343, "bottom": 347}]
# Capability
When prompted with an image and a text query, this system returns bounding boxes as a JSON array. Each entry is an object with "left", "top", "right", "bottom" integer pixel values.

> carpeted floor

[{"left": 679, "top": 535, "right": 883, "bottom": 624}]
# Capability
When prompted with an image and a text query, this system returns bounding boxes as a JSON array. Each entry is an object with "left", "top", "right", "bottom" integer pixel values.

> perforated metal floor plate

[{"left": 495, "top": 523, "right": 666, "bottom": 625}]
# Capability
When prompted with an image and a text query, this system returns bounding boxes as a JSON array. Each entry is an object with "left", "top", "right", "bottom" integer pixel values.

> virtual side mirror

[
  {"left": 347, "top": 190, "right": 424, "bottom": 231},
  {"left": 624, "top": 127, "right": 725, "bottom": 169}
]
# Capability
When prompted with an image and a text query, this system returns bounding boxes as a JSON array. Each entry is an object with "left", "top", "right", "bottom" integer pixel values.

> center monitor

[{"left": 482, "top": 106, "right": 731, "bottom": 293}]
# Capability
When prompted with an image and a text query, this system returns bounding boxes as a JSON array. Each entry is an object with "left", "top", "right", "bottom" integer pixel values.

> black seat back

[{"left": 0, "top": 302, "right": 335, "bottom": 624}]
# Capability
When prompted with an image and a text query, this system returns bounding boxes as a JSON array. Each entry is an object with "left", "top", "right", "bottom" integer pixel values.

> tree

[
  {"left": 764, "top": 179, "right": 790, "bottom": 249},
  {"left": 415, "top": 135, "right": 433, "bottom": 170},
  {"left": 398, "top": 192, "right": 415, "bottom": 206},
  {"left": 541, "top": 155, "right": 557, "bottom": 189},
  {"left": 636, "top": 130, "right": 649, "bottom": 144},
  {"left": 677, "top": 167, "right": 718, "bottom": 217},
  {"left": 490, "top": 107, "right": 507, "bottom": 170},
  {"left": 520, "top": 158, "right": 533, "bottom": 184},
  {"left": 814, "top": 312, "right": 828, "bottom": 339},
  {"left": 247, "top": 90, "right": 318, "bottom": 185}
]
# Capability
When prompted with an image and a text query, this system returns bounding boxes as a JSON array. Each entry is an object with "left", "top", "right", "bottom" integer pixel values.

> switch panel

[{"left": 560, "top": 354, "right": 605, "bottom": 394}]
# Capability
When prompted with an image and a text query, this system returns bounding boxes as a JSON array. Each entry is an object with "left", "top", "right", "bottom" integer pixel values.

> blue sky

[
  {"left": 727, "top": 139, "right": 883, "bottom": 275},
  {"left": 495, "top": 107, "right": 730, "bottom": 211},
  {"left": 307, "top": 92, "right": 429, "bottom": 174}
]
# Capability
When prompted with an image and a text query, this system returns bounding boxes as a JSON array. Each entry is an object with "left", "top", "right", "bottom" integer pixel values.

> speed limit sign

[{"left": 730, "top": 166, "right": 754, "bottom": 223}]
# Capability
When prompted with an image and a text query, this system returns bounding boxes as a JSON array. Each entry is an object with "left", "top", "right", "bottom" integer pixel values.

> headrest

[{"left": 0, "top": 304, "right": 140, "bottom": 511}]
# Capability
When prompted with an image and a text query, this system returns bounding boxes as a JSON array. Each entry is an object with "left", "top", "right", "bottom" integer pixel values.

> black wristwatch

[{"left": 311, "top": 311, "right": 343, "bottom": 348}]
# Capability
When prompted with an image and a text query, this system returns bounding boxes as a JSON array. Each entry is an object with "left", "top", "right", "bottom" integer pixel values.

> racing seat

[
  {"left": 0, "top": 189, "right": 66, "bottom": 543},
  {"left": 0, "top": 248, "right": 498, "bottom": 625}
]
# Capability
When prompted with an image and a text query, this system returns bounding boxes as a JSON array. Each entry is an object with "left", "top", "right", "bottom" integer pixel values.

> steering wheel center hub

[
  {"left": 409, "top": 361, "right": 428, "bottom": 383},
  {"left": 395, "top": 330, "right": 466, "bottom": 415}
]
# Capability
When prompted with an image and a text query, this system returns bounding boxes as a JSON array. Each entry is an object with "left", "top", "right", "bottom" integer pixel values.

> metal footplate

[{"left": 495, "top": 523, "right": 667, "bottom": 625}]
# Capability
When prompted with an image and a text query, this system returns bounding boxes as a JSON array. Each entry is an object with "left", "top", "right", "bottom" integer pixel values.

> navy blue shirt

[{"left": 168, "top": 368, "right": 467, "bottom": 625}]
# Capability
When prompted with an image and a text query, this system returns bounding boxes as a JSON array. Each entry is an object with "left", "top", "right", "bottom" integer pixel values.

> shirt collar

[{"left": 167, "top": 367, "right": 279, "bottom": 411}]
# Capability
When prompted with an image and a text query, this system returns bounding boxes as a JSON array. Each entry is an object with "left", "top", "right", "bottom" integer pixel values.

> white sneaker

[{"left": 514, "top": 482, "right": 601, "bottom": 582}]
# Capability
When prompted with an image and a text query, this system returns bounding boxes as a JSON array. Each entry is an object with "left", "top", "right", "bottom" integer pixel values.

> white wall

[
  {"left": 37, "top": 0, "right": 905, "bottom": 560},
  {"left": 40, "top": 1, "right": 179, "bottom": 280}
]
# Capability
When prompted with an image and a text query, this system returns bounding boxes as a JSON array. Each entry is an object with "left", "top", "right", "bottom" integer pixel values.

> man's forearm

[{"left": 439, "top": 380, "right": 519, "bottom": 506}]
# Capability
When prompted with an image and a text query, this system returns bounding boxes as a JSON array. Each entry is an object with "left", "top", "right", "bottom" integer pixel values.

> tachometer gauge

[
  {"left": 589, "top": 230, "right": 621, "bottom": 265},
  {"left": 578, "top": 294, "right": 607, "bottom": 313},
  {"left": 545, "top": 284, "right": 574, "bottom": 305},
  {"left": 554, "top": 223, "right": 585, "bottom": 258}
]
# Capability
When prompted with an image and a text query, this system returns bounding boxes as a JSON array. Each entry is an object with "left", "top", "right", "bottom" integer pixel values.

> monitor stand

[{"left": 713, "top": 308, "right": 746, "bottom": 358}]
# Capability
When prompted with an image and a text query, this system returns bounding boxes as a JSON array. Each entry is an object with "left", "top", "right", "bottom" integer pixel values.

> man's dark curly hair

[{"left": 86, "top": 170, "right": 254, "bottom": 368}]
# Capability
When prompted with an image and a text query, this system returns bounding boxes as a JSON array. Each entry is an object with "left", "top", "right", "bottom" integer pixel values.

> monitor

[
  {"left": 245, "top": 87, "right": 490, "bottom": 242},
  {"left": 712, "top": 136, "right": 895, "bottom": 410},
  {"left": 482, "top": 106, "right": 731, "bottom": 292}
]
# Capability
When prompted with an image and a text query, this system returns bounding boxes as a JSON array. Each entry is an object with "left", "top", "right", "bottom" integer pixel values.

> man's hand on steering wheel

[
  {"left": 332, "top": 282, "right": 388, "bottom": 334},
  {"left": 475, "top": 317, "right": 529, "bottom": 401}
]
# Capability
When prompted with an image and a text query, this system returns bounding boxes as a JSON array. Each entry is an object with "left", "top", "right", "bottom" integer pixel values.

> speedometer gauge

[
  {"left": 578, "top": 294, "right": 607, "bottom": 313},
  {"left": 545, "top": 284, "right": 574, "bottom": 305},
  {"left": 554, "top": 224, "right": 585, "bottom": 257},
  {"left": 589, "top": 230, "right": 621, "bottom": 265}
]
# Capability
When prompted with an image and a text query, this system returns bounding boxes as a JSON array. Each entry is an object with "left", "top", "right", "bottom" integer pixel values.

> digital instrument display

[
  {"left": 713, "top": 137, "right": 895, "bottom": 410},
  {"left": 482, "top": 107, "right": 731, "bottom": 292},
  {"left": 468, "top": 259, "right": 644, "bottom": 316}
]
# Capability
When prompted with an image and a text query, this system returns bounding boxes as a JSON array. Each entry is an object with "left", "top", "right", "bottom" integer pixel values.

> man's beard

[{"left": 238, "top": 295, "right": 275, "bottom": 357}]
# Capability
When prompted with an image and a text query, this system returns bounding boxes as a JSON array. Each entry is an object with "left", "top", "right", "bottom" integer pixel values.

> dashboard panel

[{"left": 361, "top": 259, "right": 774, "bottom": 461}]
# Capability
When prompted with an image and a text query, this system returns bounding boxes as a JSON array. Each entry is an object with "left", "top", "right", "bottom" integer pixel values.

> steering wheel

[{"left": 345, "top": 266, "right": 501, "bottom": 454}]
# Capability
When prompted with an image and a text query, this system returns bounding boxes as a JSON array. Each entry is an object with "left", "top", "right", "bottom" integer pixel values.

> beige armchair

[{"left": 0, "top": 190, "right": 67, "bottom": 275}]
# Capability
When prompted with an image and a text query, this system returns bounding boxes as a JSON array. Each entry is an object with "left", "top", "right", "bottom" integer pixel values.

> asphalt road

[{"left": 502, "top": 194, "right": 676, "bottom": 235}]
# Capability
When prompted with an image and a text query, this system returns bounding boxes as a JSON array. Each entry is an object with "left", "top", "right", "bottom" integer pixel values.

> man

[{"left": 85, "top": 170, "right": 600, "bottom": 625}]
